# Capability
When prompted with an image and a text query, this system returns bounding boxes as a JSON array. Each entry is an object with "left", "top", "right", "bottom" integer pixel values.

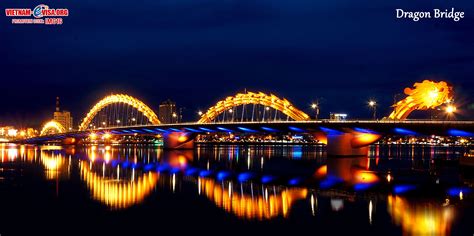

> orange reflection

[
  {"left": 80, "top": 162, "right": 159, "bottom": 210},
  {"left": 199, "top": 178, "right": 307, "bottom": 220},
  {"left": 39, "top": 147, "right": 69, "bottom": 180},
  {"left": 388, "top": 195, "right": 454, "bottom": 236}
]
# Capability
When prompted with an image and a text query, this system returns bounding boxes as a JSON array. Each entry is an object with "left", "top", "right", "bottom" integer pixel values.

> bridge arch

[
  {"left": 79, "top": 94, "right": 160, "bottom": 131},
  {"left": 40, "top": 120, "right": 66, "bottom": 136},
  {"left": 198, "top": 91, "right": 310, "bottom": 123}
]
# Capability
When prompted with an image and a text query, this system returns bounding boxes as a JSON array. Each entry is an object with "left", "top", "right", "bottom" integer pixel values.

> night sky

[{"left": 1, "top": 0, "right": 474, "bottom": 127}]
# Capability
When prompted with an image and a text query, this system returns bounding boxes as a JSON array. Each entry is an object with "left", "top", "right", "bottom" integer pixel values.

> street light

[
  {"left": 198, "top": 110, "right": 203, "bottom": 116},
  {"left": 172, "top": 112, "right": 177, "bottom": 123},
  {"left": 311, "top": 103, "right": 320, "bottom": 120},
  {"left": 368, "top": 100, "right": 377, "bottom": 120},
  {"left": 446, "top": 105, "right": 457, "bottom": 114}
]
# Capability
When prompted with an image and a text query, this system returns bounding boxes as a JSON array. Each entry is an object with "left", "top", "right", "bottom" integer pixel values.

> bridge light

[
  {"left": 89, "top": 133, "right": 97, "bottom": 140},
  {"left": 102, "top": 122, "right": 106, "bottom": 126},
  {"left": 103, "top": 133, "right": 112, "bottom": 140},
  {"left": 265, "top": 107, "right": 270, "bottom": 111},
  {"left": 228, "top": 109, "right": 233, "bottom": 113},
  {"left": 116, "top": 119, "right": 121, "bottom": 124},
  {"left": 445, "top": 105, "right": 456, "bottom": 114},
  {"left": 172, "top": 113, "right": 177, "bottom": 118},
  {"left": 131, "top": 118, "right": 136, "bottom": 122}
]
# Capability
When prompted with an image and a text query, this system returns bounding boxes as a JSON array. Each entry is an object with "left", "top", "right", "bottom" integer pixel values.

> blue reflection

[
  {"left": 237, "top": 127, "right": 256, "bottom": 132},
  {"left": 288, "top": 177, "right": 303, "bottom": 186},
  {"left": 394, "top": 128, "right": 417, "bottom": 135},
  {"left": 238, "top": 172, "right": 256, "bottom": 182},
  {"left": 289, "top": 126, "right": 305, "bottom": 132},
  {"left": 217, "top": 171, "right": 233, "bottom": 181},
  {"left": 261, "top": 175, "right": 276, "bottom": 184},
  {"left": 185, "top": 128, "right": 200, "bottom": 132},
  {"left": 144, "top": 164, "right": 155, "bottom": 171},
  {"left": 320, "top": 127, "right": 343, "bottom": 135},
  {"left": 448, "top": 187, "right": 472, "bottom": 196},
  {"left": 261, "top": 127, "right": 278, "bottom": 132},
  {"left": 393, "top": 184, "right": 417, "bottom": 194},
  {"left": 184, "top": 168, "right": 200, "bottom": 176},
  {"left": 354, "top": 183, "right": 375, "bottom": 191},
  {"left": 199, "top": 127, "right": 214, "bottom": 132},
  {"left": 320, "top": 176, "right": 343, "bottom": 189},
  {"left": 448, "top": 129, "right": 474, "bottom": 137},
  {"left": 353, "top": 127, "right": 378, "bottom": 134},
  {"left": 217, "top": 127, "right": 233, "bottom": 132},
  {"left": 199, "top": 170, "right": 214, "bottom": 177}
]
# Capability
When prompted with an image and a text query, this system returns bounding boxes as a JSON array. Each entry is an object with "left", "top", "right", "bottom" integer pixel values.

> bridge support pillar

[
  {"left": 162, "top": 132, "right": 195, "bottom": 149},
  {"left": 326, "top": 132, "right": 381, "bottom": 157}
]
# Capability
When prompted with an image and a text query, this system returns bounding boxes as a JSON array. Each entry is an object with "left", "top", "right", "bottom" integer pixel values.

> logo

[
  {"left": 32, "top": 4, "right": 48, "bottom": 18},
  {"left": 5, "top": 4, "right": 69, "bottom": 25}
]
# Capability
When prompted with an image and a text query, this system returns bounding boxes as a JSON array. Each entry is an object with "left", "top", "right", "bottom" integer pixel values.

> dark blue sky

[{"left": 1, "top": 0, "right": 474, "bottom": 127}]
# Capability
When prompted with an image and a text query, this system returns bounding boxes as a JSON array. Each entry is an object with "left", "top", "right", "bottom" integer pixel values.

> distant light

[
  {"left": 368, "top": 100, "right": 376, "bottom": 107},
  {"left": 198, "top": 111, "right": 203, "bottom": 116},
  {"left": 311, "top": 103, "right": 318, "bottom": 109},
  {"left": 445, "top": 105, "right": 457, "bottom": 114},
  {"left": 116, "top": 120, "right": 121, "bottom": 123},
  {"left": 228, "top": 109, "right": 233, "bottom": 113}
]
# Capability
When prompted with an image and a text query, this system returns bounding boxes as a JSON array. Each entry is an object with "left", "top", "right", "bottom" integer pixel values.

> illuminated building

[
  {"left": 330, "top": 113, "right": 348, "bottom": 121},
  {"left": 53, "top": 97, "right": 73, "bottom": 131},
  {"left": 158, "top": 99, "right": 177, "bottom": 123}
]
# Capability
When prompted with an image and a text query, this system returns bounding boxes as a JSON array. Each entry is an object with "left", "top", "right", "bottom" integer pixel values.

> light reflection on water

[{"left": 0, "top": 143, "right": 472, "bottom": 235}]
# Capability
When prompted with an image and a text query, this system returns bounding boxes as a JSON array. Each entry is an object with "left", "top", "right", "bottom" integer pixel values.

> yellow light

[
  {"left": 311, "top": 103, "right": 317, "bottom": 109},
  {"left": 177, "top": 135, "right": 188, "bottom": 142},
  {"left": 387, "top": 174, "right": 392, "bottom": 182},
  {"left": 197, "top": 91, "right": 310, "bottom": 123},
  {"left": 40, "top": 120, "right": 66, "bottom": 136},
  {"left": 389, "top": 80, "right": 452, "bottom": 120},
  {"left": 89, "top": 133, "right": 97, "bottom": 140},
  {"left": 78, "top": 94, "right": 161, "bottom": 131},
  {"left": 445, "top": 105, "right": 456, "bottom": 114},
  {"left": 103, "top": 133, "right": 112, "bottom": 139}
]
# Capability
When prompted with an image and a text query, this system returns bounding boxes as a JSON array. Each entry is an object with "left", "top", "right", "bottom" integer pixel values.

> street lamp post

[
  {"left": 368, "top": 100, "right": 377, "bottom": 120},
  {"left": 311, "top": 103, "right": 320, "bottom": 120}
]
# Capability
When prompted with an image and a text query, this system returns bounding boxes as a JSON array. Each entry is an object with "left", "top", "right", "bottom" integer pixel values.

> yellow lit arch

[
  {"left": 80, "top": 162, "right": 159, "bottom": 209},
  {"left": 389, "top": 80, "right": 453, "bottom": 120},
  {"left": 79, "top": 94, "right": 161, "bottom": 131},
  {"left": 198, "top": 91, "right": 310, "bottom": 123},
  {"left": 40, "top": 120, "right": 66, "bottom": 136}
]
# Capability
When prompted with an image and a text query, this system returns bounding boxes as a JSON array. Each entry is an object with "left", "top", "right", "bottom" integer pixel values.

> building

[
  {"left": 330, "top": 113, "right": 348, "bottom": 121},
  {"left": 53, "top": 97, "right": 73, "bottom": 131},
  {"left": 158, "top": 99, "right": 177, "bottom": 123}
]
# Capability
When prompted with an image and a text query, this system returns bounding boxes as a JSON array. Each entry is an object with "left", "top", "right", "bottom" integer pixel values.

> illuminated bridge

[{"left": 16, "top": 80, "right": 474, "bottom": 157}]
